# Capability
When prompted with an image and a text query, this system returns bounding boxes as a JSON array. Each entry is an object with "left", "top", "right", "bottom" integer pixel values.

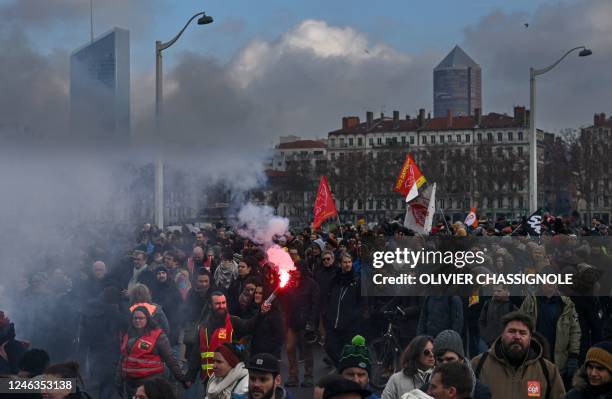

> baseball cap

[
  {"left": 323, "top": 378, "right": 371, "bottom": 399},
  {"left": 246, "top": 353, "right": 280, "bottom": 374}
]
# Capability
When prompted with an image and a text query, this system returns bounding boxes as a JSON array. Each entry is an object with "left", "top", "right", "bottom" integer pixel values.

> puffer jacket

[
  {"left": 382, "top": 368, "right": 432, "bottom": 399},
  {"left": 563, "top": 365, "right": 612, "bottom": 399},
  {"left": 520, "top": 294, "right": 581, "bottom": 370},
  {"left": 471, "top": 337, "right": 565, "bottom": 399}
]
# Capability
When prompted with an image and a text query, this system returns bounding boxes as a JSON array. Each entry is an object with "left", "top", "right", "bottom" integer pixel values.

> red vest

[
  {"left": 120, "top": 328, "right": 164, "bottom": 379},
  {"left": 199, "top": 313, "right": 234, "bottom": 378}
]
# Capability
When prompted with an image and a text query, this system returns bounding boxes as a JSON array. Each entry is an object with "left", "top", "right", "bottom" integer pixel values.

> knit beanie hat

[
  {"left": 216, "top": 343, "right": 246, "bottom": 368},
  {"left": 433, "top": 330, "right": 465, "bottom": 358},
  {"left": 585, "top": 341, "right": 612, "bottom": 373},
  {"left": 338, "top": 335, "right": 370, "bottom": 375}
]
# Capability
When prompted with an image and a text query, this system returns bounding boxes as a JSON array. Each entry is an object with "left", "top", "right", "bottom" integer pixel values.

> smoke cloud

[{"left": 234, "top": 204, "right": 290, "bottom": 246}]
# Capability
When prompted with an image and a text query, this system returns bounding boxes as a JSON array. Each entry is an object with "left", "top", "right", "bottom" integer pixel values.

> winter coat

[
  {"left": 79, "top": 298, "right": 124, "bottom": 364},
  {"left": 150, "top": 279, "right": 183, "bottom": 344},
  {"left": 281, "top": 276, "right": 319, "bottom": 330},
  {"left": 416, "top": 296, "right": 463, "bottom": 337},
  {"left": 250, "top": 302, "right": 285, "bottom": 359},
  {"left": 478, "top": 299, "right": 517, "bottom": 345},
  {"left": 205, "top": 362, "right": 249, "bottom": 399},
  {"left": 324, "top": 270, "right": 362, "bottom": 331},
  {"left": 314, "top": 264, "right": 338, "bottom": 313},
  {"left": 520, "top": 294, "right": 581, "bottom": 370},
  {"left": 563, "top": 366, "right": 612, "bottom": 399},
  {"left": 382, "top": 368, "right": 432, "bottom": 399},
  {"left": 470, "top": 337, "right": 565, "bottom": 399}
]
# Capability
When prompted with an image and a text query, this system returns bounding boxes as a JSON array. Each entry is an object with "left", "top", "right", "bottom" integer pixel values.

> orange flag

[
  {"left": 465, "top": 208, "right": 478, "bottom": 228},
  {"left": 313, "top": 176, "right": 338, "bottom": 229},
  {"left": 394, "top": 154, "right": 426, "bottom": 202}
]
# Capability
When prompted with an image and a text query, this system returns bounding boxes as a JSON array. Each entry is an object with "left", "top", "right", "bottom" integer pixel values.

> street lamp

[
  {"left": 529, "top": 46, "right": 591, "bottom": 214},
  {"left": 155, "top": 12, "right": 213, "bottom": 229}
]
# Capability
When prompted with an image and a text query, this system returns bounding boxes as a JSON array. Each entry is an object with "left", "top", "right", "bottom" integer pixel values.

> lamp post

[
  {"left": 155, "top": 12, "right": 213, "bottom": 229},
  {"left": 529, "top": 46, "right": 591, "bottom": 214}
]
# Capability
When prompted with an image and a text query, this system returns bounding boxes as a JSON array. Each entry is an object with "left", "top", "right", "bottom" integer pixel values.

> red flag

[
  {"left": 313, "top": 176, "right": 338, "bottom": 229},
  {"left": 394, "top": 154, "right": 426, "bottom": 200},
  {"left": 465, "top": 208, "right": 478, "bottom": 228}
]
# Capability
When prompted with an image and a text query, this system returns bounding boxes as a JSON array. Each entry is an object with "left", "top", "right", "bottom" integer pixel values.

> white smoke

[{"left": 234, "top": 203, "right": 289, "bottom": 246}]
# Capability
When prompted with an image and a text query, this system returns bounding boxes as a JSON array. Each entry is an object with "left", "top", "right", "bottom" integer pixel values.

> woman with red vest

[{"left": 116, "top": 306, "right": 186, "bottom": 398}]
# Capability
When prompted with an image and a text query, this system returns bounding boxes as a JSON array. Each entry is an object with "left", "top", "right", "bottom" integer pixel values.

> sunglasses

[
  {"left": 437, "top": 356, "right": 457, "bottom": 363},
  {"left": 423, "top": 349, "right": 434, "bottom": 357},
  {"left": 323, "top": 257, "right": 333, "bottom": 261}
]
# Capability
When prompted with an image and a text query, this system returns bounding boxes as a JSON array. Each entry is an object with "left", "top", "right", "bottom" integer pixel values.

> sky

[{"left": 1, "top": 0, "right": 608, "bottom": 143}]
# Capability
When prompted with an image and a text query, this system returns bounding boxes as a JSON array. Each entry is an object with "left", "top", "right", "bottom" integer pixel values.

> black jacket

[
  {"left": 151, "top": 279, "right": 183, "bottom": 344},
  {"left": 250, "top": 302, "right": 285, "bottom": 359},
  {"left": 324, "top": 270, "right": 362, "bottom": 330},
  {"left": 314, "top": 264, "right": 338, "bottom": 312},
  {"left": 280, "top": 276, "right": 319, "bottom": 330}
]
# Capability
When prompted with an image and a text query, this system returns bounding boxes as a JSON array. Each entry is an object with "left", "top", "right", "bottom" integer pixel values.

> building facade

[
  {"left": 434, "top": 45, "right": 482, "bottom": 118},
  {"left": 70, "top": 27, "right": 130, "bottom": 143},
  {"left": 325, "top": 107, "right": 552, "bottom": 224}
]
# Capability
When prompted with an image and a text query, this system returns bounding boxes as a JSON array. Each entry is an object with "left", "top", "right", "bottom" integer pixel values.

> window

[
  {"left": 349, "top": 138, "right": 354, "bottom": 146},
  {"left": 518, "top": 147, "right": 523, "bottom": 157},
  {"left": 358, "top": 199, "right": 363, "bottom": 210},
  {"left": 368, "top": 199, "right": 373, "bottom": 209},
  {"left": 422, "top": 136, "right": 427, "bottom": 144},
  {"left": 331, "top": 153, "right": 336, "bottom": 161},
  {"left": 410, "top": 136, "right": 415, "bottom": 144},
  {"left": 466, "top": 135, "right": 470, "bottom": 143},
  {"left": 377, "top": 137, "right": 382, "bottom": 145},
  {"left": 358, "top": 138, "right": 363, "bottom": 146},
  {"left": 508, "top": 132, "right": 513, "bottom": 141},
  {"left": 401, "top": 136, "right": 406, "bottom": 144},
  {"left": 456, "top": 134, "right": 461, "bottom": 143},
  {"left": 376, "top": 200, "right": 382, "bottom": 209},
  {"left": 439, "top": 198, "right": 445, "bottom": 209},
  {"left": 329, "top": 139, "right": 335, "bottom": 148},
  {"left": 440, "top": 135, "right": 445, "bottom": 144},
  {"left": 431, "top": 136, "right": 436, "bottom": 144},
  {"left": 497, "top": 148, "right": 503, "bottom": 157},
  {"left": 518, "top": 197, "right": 524, "bottom": 208},
  {"left": 386, "top": 138, "right": 392, "bottom": 145},
  {"left": 487, "top": 133, "right": 493, "bottom": 142},
  {"left": 339, "top": 138, "right": 345, "bottom": 147},
  {"left": 448, "top": 135, "right": 452, "bottom": 142},
  {"left": 339, "top": 152, "right": 344, "bottom": 160},
  {"left": 498, "top": 198, "right": 503, "bottom": 208},
  {"left": 477, "top": 133, "right": 482, "bottom": 142},
  {"left": 497, "top": 132, "right": 503, "bottom": 142},
  {"left": 369, "top": 138, "right": 374, "bottom": 146},
  {"left": 518, "top": 131, "right": 524, "bottom": 141}
]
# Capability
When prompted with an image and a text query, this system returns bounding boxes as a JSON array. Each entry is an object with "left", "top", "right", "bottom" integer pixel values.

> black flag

[{"left": 524, "top": 208, "right": 543, "bottom": 236}]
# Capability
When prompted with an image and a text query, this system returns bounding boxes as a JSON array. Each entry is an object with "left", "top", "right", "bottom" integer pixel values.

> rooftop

[
  {"left": 435, "top": 45, "right": 480, "bottom": 70},
  {"left": 277, "top": 140, "right": 327, "bottom": 149}
]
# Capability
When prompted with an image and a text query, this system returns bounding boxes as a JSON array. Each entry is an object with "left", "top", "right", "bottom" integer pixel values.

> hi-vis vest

[
  {"left": 199, "top": 313, "right": 234, "bottom": 378},
  {"left": 129, "top": 302, "right": 157, "bottom": 316},
  {"left": 120, "top": 328, "right": 164, "bottom": 379}
]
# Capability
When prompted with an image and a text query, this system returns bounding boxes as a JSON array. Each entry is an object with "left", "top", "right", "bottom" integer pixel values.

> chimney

[
  {"left": 513, "top": 106, "right": 526, "bottom": 126},
  {"left": 446, "top": 109, "right": 453, "bottom": 128},
  {"left": 474, "top": 108, "right": 482, "bottom": 126},
  {"left": 393, "top": 110, "right": 400, "bottom": 127},
  {"left": 342, "top": 116, "right": 360, "bottom": 130},
  {"left": 366, "top": 111, "right": 374, "bottom": 128},
  {"left": 427, "top": 112, "right": 431, "bottom": 119},
  {"left": 418, "top": 108, "right": 426, "bottom": 128},
  {"left": 406, "top": 114, "right": 410, "bottom": 120}
]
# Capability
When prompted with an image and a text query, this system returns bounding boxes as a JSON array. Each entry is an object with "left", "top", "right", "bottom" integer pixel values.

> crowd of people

[{"left": 0, "top": 213, "right": 611, "bottom": 399}]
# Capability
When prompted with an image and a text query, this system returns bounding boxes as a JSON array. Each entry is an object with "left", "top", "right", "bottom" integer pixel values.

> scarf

[
  {"left": 214, "top": 261, "right": 237, "bottom": 290},
  {"left": 205, "top": 362, "right": 248, "bottom": 399}
]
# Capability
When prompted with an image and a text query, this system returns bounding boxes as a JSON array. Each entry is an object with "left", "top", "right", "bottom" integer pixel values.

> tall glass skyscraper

[
  {"left": 434, "top": 45, "right": 481, "bottom": 118},
  {"left": 70, "top": 27, "right": 130, "bottom": 143}
]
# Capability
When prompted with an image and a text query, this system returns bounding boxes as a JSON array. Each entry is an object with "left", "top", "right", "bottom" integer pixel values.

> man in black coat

[
  {"left": 0, "top": 311, "right": 28, "bottom": 375},
  {"left": 151, "top": 266, "right": 183, "bottom": 346}
]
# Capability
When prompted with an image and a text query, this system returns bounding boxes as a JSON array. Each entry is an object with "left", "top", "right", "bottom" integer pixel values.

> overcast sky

[{"left": 1, "top": 0, "right": 609, "bottom": 149}]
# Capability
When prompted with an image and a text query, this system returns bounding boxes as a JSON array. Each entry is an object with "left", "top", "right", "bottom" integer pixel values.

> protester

[
  {"left": 116, "top": 306, "right": 185, "bottom": 398},
  {"left": 381, "top": 335, "right": 435, "bottom": 399},
  {"left": 135, "top": 377, "right": 177, "bottom": 399},
  {"left": 251, "top": 281, "right": 285, "bottom": 359},
  {"left": 324, "top": 378, "right": 372, "bottom": 399},
  {"left": 204, "top": 343, "right": 249, "bottom": 399},
  {"left": 471, "top": 311, "right": 566, "bottom": 399},
  {"left": 246, "top": 353, "right": 290, "bottom": 399},
  {"left": 478, "top": 284, "right": 517, "bottom": 346},
  {"left": 426, "top": 362, "right": 473, "bottom": 399},
  {"left": 0, "top": 311, "right": 28, "bottom": 375},
  {"left": 338, "top": 335, "right": 379, "bottom": 399},
  {"left": 42, "top": 361, "right": 91, "bottom": 399},
  {"left": 563, "top": 341, "right": 611, "bottom": 399},
  {"left": 417, "top": 295, "right": 463, "bottom": 338}
]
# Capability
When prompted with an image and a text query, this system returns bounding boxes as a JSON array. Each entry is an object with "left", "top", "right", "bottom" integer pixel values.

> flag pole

[
  {"left": 438, "top": 207, "right": 452, "bottom": 235},
  {"left": 336, "top": 214, "right": 344, "bottom": 240}
]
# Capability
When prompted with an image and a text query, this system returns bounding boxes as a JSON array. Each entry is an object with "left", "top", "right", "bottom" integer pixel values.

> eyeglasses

[
  {"left": 437, "top": 356, "right": 457, "bottom": 363},
  {"left": 423, "top": 349, "right": 434, "bottom": 357}
]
